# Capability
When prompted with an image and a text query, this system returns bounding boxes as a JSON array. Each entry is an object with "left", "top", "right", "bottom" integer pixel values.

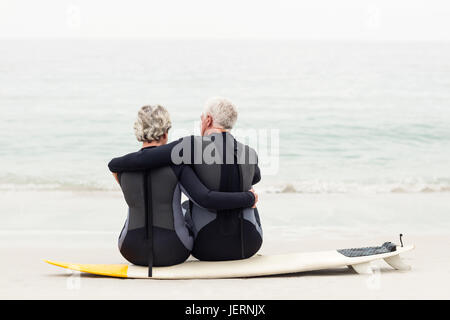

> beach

[
  {"left": 2, "top": 0, "right": 450, "bottom": 303},
  {"left": 0, "top": 190, "right": 448, "bottom": 300},
  {"left": 1, "top": 39, "right": 450, "bottom": 300}
]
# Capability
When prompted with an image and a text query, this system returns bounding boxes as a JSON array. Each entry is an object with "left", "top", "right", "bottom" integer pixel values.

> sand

[{"left": 0, "top": 190, "right": 449, "bottom": 299}]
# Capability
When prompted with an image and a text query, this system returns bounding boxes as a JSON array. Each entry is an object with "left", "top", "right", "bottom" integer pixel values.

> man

[{"left": 109, "top": 97, "right": 262, "bottom": 261}]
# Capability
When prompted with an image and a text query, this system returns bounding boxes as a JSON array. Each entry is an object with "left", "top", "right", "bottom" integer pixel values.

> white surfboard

[{"left": 45, "top": 243, "right": 414, "bottom": 279}]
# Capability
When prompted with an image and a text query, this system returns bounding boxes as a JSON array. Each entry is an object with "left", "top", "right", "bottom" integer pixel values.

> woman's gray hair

[
  {"left": 134, "top": 105, "right": 172, "bottom": 142},
  {"left": 204, "top": 97, "right": 238, "bottom": 130}
]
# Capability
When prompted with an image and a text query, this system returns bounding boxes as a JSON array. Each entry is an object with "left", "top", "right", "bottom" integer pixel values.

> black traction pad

[{"left": 337, "top": 242, "right": 397, "bottom": 257}]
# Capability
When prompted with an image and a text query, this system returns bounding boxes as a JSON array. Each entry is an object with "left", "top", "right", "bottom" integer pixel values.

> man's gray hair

[{"left": 204, "top": 97, "right": 238, "bottom": 130}]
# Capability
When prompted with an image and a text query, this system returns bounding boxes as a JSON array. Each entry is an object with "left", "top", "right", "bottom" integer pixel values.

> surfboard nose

[{"left": 44, "top": 260, "right": 129, "bottom": 278}]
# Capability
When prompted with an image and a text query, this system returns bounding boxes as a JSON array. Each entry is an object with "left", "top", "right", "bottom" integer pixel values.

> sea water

[{"left": 1, "top": 39, "right": 449, "bottom": 194}]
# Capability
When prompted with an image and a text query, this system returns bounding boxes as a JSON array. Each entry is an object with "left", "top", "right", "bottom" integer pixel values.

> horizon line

[{"left": 1, "top": 36, "right": 450, "bottom": 43}]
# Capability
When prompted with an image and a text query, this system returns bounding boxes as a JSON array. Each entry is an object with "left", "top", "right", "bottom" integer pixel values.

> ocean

[{"left": 1, "top": 38, "right": 450, "bottom": 194}]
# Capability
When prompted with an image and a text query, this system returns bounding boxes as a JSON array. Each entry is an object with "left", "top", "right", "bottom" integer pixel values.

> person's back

[
  {"left": 186, "top": 132, "right": 262, "bottom": 261},
  {"left": 118, "top": 165, "right": 192, "bottom": 267}
]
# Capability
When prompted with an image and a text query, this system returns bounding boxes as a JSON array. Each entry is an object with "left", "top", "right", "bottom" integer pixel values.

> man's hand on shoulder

[{"left": 112, "top": 172, "right": 119, "bottom": 184}]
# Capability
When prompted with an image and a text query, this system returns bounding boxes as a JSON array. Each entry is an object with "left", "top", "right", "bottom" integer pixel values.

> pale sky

[{"left": 1, "top": 0, "right": 450, "bottom": 41}]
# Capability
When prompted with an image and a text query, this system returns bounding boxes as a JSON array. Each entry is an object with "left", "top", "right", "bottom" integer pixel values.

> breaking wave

[
  {"left": 264, "top": 180, "right": 450, "bottom": 194},
  {"left": 1, "top": 173, "right": 450, "bottom": 194}
]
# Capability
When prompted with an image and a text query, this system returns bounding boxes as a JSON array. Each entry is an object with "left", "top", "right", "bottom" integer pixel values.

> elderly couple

[{"left": 108, "top": 97, "right": 262, "bottom": 275}]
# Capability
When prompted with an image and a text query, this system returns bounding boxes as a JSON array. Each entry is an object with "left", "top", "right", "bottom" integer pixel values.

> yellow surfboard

[{"left": 45, "top": 244, "right": 414, "bottom": 279}]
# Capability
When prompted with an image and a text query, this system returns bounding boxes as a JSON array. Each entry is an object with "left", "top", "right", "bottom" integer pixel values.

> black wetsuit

[
  {"left": 116, "top": 146, "right": 255, "bottom": 267},
  {"left": 110, "top": 133, "right": 263, "bottom": 261}
]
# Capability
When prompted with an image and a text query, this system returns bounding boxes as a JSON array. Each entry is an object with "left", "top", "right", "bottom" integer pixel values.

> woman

[{"left": 113, "top": 105, "right": 257, "bottom": 271}]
